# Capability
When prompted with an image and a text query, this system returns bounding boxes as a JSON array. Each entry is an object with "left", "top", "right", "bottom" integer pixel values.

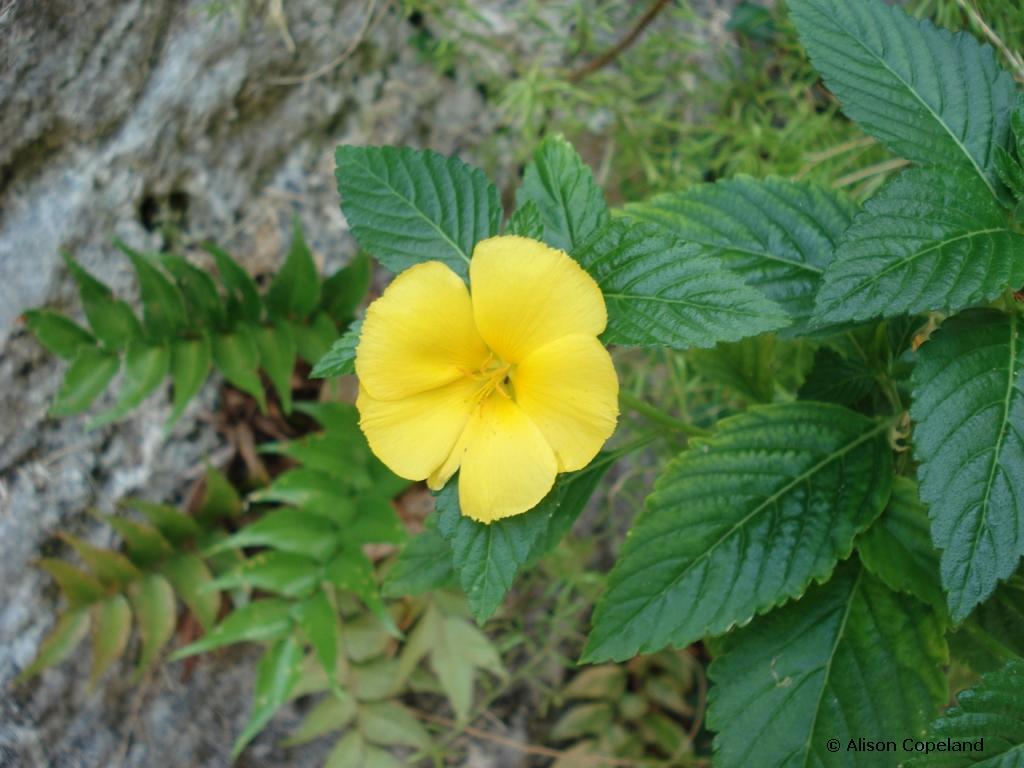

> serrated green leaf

[
  {"left": 205, "top": 551, "right": 321, "bottom": 598},
  {"left": 212, "top": 329, "right": 266, "bottom": 411},
  {"left": 208, "top": 509, "right": 338, "bottom": 561},
  {"left": 232, "top": 633, "right": 303, "bottom": 758},
  {"left": 119, "top": 499, "right": 201, "bottom": 548},
  {"left": 321, "top": 251, "right": 371, "bottom": 324},
  {"left": 166, "top": 336, "right": 211, "bottom": 428},
  {"left": 61, "top": 534, "right": 141, "bottom": 586},
  {"left": 267, "top": 218, "right": 321, "bottom": 321},
  {"left": 159, "top": 254, "right": 225, "bottom": 328},
  {"left": 90, "top": 594, "right": 132, "bottom": 686},
  {"left": 911, "top": 310, "right": 1024, "bottom": 621},
  {"left": 383, "top": 522, "right": 455, "bottom": 598},
  {"left": 89, "top": 340, "right": 170, "bottom": 428},
  {"left": 203, "top": 241, "right": 262, "bottom": 324},
  {"left": 24, "top": 310, "right": 95, "bottom": 359},
  {"left": 335, "top": 144, "right": 501, "bottom": 277},
  {"left": 38, "top": 558, "right": 106, "bottom": 605},
  {"left": 814, "top": 168, "right": 1024, "bottom": 325},
  {"left": 253, "top": 322, "right": 296, "bottom": 414},
  {"left": 576, "top": 220, "right": 789, "bottom": 348},
  {"left": 584, "top": 402, "right": 892, "bottom": 662},
  {"left": 708, "top": 561, "right": 948, "bottom": 768},
  {"left": 162, "top": 553, "right": 220, "bottom": 631},
  {"left": 506, "top": 199, "right": 544, "bottom": 239},
  {"left": 788, "top": 0, "right": 1017, "bottom": 196},
  {"left": 311, "top": 319, "right": 361, "bottom": 378},
  {"left": 283, "top": 691, "right": 356, "bottom": 746},
  {"left": 63, "top": 254, "right": 141, "bottom": 349},
  {"left": 51, "top": 346, "right": 120, "bottom": 416},
  {"left": 115, "top": 242, "right": 188, "bottom": 338},
  {"left": 171, "top": 598, "right": 294, "bottom": 659},
  {"left": 690, "top": 335, "right": 777, "bottom": 403},
  {"left": 294, "top": 590, "right": 340, "bottom": 690},
  {"left": 857, "top": 476, "right": 945, "bottom": 613},
  {"left": 198, "top": 464, "right": 242, "bottom": 523},
  {"left": 515, "top": 135, "right": 608, "bottom": 253},
  {"left": 948, "top": 576, "right": 1024, "bottom": 675},
  {"left": 994, "top": 145, "right": 1024, "bottom": 203},
  {"left": 626, "top": 176, "right": 856, "bottom": 335},
  {"left": 103, "top": 512, "right": 175, "bottom": 566},
  {"left": 17, "top": 609, "right": 90, "bottom": 682},
  {"left": 128, "top": 573, "right": 177, "bottom": 675},
  {"left": 358, "top": 701, "right": 432, "bottom": 749},
  {"left": 798, "top": 346, "right": 877, "bottom": 406},
  {"left": 291, "top": 311, "right": 338, "bottom": 366},
  {"left": 909, "top": 658, "right": 1024, "bottom": 767}
]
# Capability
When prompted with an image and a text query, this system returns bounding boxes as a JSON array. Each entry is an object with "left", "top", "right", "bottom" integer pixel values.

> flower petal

[
  {"left": 470, "top": 236, "right": 606, "bottom": 362},
  {"left": 356, "top": 377, "right": 478, "bottom": 481},
  {"left": 513, "top": 334, "right": 619, "bottom": 471},
  {"left": 356, "top": 261, "right": 488, "bottom": 400},
  {"left": 455, "top": 395, "right": 558, "bottom": 523}
]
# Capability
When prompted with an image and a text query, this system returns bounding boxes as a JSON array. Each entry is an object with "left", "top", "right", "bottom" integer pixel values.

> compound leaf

[
  {"left": 266, "top": 218, "right": 321, "bottom": 321},
  {"left": 232, "top": 633, "right": 303, "bottom": 758},
  {"left": 89, "top": 340, "right": 170, "bottom": 428},
  {"left": 24, "top": 310, "right": 95, "bottom": 359},
  {"left": 51, "top": 346, "right": 120, "bottom": 416}
]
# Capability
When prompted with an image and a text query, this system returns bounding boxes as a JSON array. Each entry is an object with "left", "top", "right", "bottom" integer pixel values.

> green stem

[{"left": 618, "top": 391, "right": 712, "bottom": 437}]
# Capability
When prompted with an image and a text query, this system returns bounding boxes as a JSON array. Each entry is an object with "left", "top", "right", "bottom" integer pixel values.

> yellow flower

[{"left": 355, "top": 235, "right": 619, "bottom": 523}]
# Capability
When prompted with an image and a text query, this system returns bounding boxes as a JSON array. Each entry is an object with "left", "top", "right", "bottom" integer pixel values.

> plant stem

[{"left": 619, "top": 391, "right": 712, "bottom": 437}]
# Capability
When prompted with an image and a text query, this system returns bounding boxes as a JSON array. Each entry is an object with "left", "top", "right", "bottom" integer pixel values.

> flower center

[{"left": 464, "top": 352, "right": 515, "bottom": 403}]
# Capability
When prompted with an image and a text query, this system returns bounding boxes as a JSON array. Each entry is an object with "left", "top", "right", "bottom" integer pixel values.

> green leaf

[
  {"left": 708, "top": 561, "right": 948, "bottom": 768},
  {"left": 63, "top": 254, "right": 141, "bottom": 348},
  {"left": 383, "top": 522, "right": 455, "bottom": 598},
  {"left": 17, "top": 609, "right": 90, "bottom": 682},
  {"left": 320, "top": 251, "right": 371, "bottom": 324},
  {"left": 813, "top": 168, "right": 1024, "bottom": 325},
  {"left": 166, "top": 336, "right": 211, "bottom": 428},
  {"left": 89, "top": 594, "right": 132, "bottom": 686},
  {"left": 431, "top": 613, "right": 505, "bottom": 723},
  {"left": 551, "top": 702, "right": 615, "bottom": 741},
  {"left": 294, "top": 590, "right": 340, "bottom": 689},
  {"left": 128, "top": 573, "right": 177, "bottom": 675},
  {"left": 349, "top": 495, "right": 405, "bottom": 546},
  {"left": 232, "top": 633, "right": 303, "bottom": 758},
  {"left": 358, "top": 701, "right": 432, "bottom": 749},
  {"left": 249, "top": 468, "right": 361, "bottom": 514},
  {"left": 909, "top": 658, "right": 1024, "bottom": 767},
  {"left": 583, "top": 402, "right": 892, "bottom": 662},
  {"left": 24, "top": 310, "right": 95, "bottom": 359},
  {"left": 253, "top": 323, "right": 296, "bottom": 414},
  {"left": 171, "top": 598, "right": 294, "bottom": 659},
  {"left": 857, "top": 476, "right": 945, "bottom": 613},
  {"left": 911, "top": 310, "right": 1024, "bottom": 621},
  {"left": 205, "top": 551, "right": 321, "bottom": 598},
  {"left": 284, "top": 692, "right": 356, "bottom": 746},
  {"left": 103, "top": 512, "right": 175, "bottom": 566},
  {"left": 61, "top": 534, "right": 141, "bottom": 586},
  {"left": 266, "top": 218, "right": 321, "bottom": 321},
  {"left": 291, "top": 311, "right": 338, "bottom": 366},
  {"left": 159, "top": 254, "right": 225, "bottom": 328},
  {"left": 115, "top": 242, "right": 188, "bottom": 338},
  {"left": 506, "top": 199, "right": 544, "bottom": 239},
  {"left": 162, "top": 553, "right": 220, "bottom": 631},
  {"left": 119, "top": 499, "right": 201, "bottom": 547},
  {"left": 788, "top": 0, "right": 1017, "bottom": 196},
  {"left": 212, "top": 329, "right": 266, "bottom": 411},
  {"left": 89, "top": 340, "right": 170, "bottom": 428},
  {"left": 198, "top": 464, "right": 242, "bottom": 523},
  {"left": 948, "top": 576, "right": 1024, "bottom": 675},
  {"left": 325, "top": 732, "right": 368, "bottom": 768},
  {"left": 37, "top": 558, "right": 106, "bottom": 605},
  {"left": 208, "top": 509, "right": 338, "bottom": 561},
  {"left": 335, "top": 145, "right": 501, "bottom": 277},
  {"left": 203, "top": 241, "right": 262, "bottom": 324},
  {"left": 260, "top": 430, "right": 366, "bottom": 479},
  {"left": 576, "top": 220, "right": 789, "bottom": 348},
  {"left": 995, "top": 145, "right": 1024, "bottom": 203},
  {"left": 50, "top": 346, "right": 120, "bottom": 416},
  {"left": 311, "top": 319, "right": 361, "bottom": 378},
  {"left": 324, "top": 550, "right": 397, "bottom": 636},
  {"left": 515, "top": 135, "right": 609, "bottom": 253},
  {"left": 625, "top": 176, "right": 856, "bottom": 335},
  {"left": 690, "top": 335, "right": 777, "bottom": 403},
  {"left": 798, "top": 346, "right": 877, "bottom": 407}
]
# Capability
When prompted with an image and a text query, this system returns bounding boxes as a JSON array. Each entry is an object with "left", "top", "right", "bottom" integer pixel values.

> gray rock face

[{"left": 0, "top": 2, "right": 497, "bottom": 765}]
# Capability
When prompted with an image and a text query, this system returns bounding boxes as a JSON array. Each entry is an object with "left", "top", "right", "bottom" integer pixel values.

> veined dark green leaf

[
  {"left": 128, "top": 573, "right": 177, "bottom": 675},
  {"left": 911, "top": 310, "right": 1024, "bottom": 621},
  {"left": 335, "top": 145, "right": 501, "bottom": 277},
  {"left": 162, "top": 553, "right": 220, "bottom": 631},
  {"left": 311, "top": 318, "right": 361, "bottom": 379},
  {"left": 321, "top": 251, "right": 371, "bottom": 324},
  {"left": 63, "top": 254, "right": 141, "bottom": 348},
  {"left": 206, "top": 509, "right": 338, "bottom": 562},
  {"left": 24, "top": 310, "right": 95, "bottom": 359},
  {"left": 708, "top": 561, "right": 948, "bottom": 768},
  {"left": 205, "top": 551, "right": 321, "bottom": 598},
  {"left": 203, "top": 242, "right": 263, "bottom": 325},
  {"left": 382, "top": 521, "right": 455, "bottom": 598},
  {"left": 115, "top": 242, "right": 188, "bottom": 338},
  {"left": 857, "top": 476, "right": 945, "bottom": 613},
  {"left": 17, "top": 609, "right": 90, "bottom": 682},
  {"left": 253, "top": 323, "right": 296, "bottom": 414},
  {"left": 266, "top": 218, "right": 321, "bottom": 321},
  {"left": 690, "top": 335, "right": 777, "bottom": 404},
  {"left": 799, "top": 346, "right": 877, "bottom": 407},
  {"left": 89, "top": 340, "right": 170, "bottom": 428},
  {"left": 89, "top": 594, "right": 132, "bottom": 686},
  {"left": 910, "top": 658, "right": 1024, "bottom": 767},
  {"left": 948, "top": 576, "right": 1024, "bottom": 675},
  {"left": 505, "top": 199, "right": 544, "bottom": 240},
  {"left": 166, "top": 336, "right": 211, "bottom": 428},
  {"left": 50, "top": 346, "right": 120, "bottom": 416},
  {"left": 291, "top": 311, "right": 338, "bottom": 366},
  {"left": 788, "top": 0, "right": 1017, "bottom": 196},
  {"left": 212, "top": 329, "right": 266, "bottom": 411},
  {"left": 813, "top": 168, "right": 1024, "bottom": 324},
  {"left": 583, "top": 402, "right": 892, "bottom": 662},
  {"left": 625, "top": 176, "right": 856, "bottom": 335},
  {"left": 576, "top": 220, "right": 789, "bottom": 348},
  {"left": 159, "top": 254, "right": 225, "bottom": 328},
  {"left": 232, "top": 633, "right": 303, "bottom": 759},
  {"left": 515, "top": 135, "right": 609, "bottom": 253},
  {"left": 171, "top": 598, "right": 294, "bottom": 659}
]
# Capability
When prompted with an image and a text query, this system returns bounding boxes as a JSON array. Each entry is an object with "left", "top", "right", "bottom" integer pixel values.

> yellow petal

[
  {"left": 455, "top": 394, "right": 558, "bottom": 523},
  {"left": 513, "top": 334, "right": 619, "bottom": 471},
  {"left": 470, "top": 236, "right": 606, "bottom": 363},
  {"left": 356, "top": 377, "right": 478, "bottom": 481},
  {"left": 356, "top": 261, "right": 488, "bottom": 400}
]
